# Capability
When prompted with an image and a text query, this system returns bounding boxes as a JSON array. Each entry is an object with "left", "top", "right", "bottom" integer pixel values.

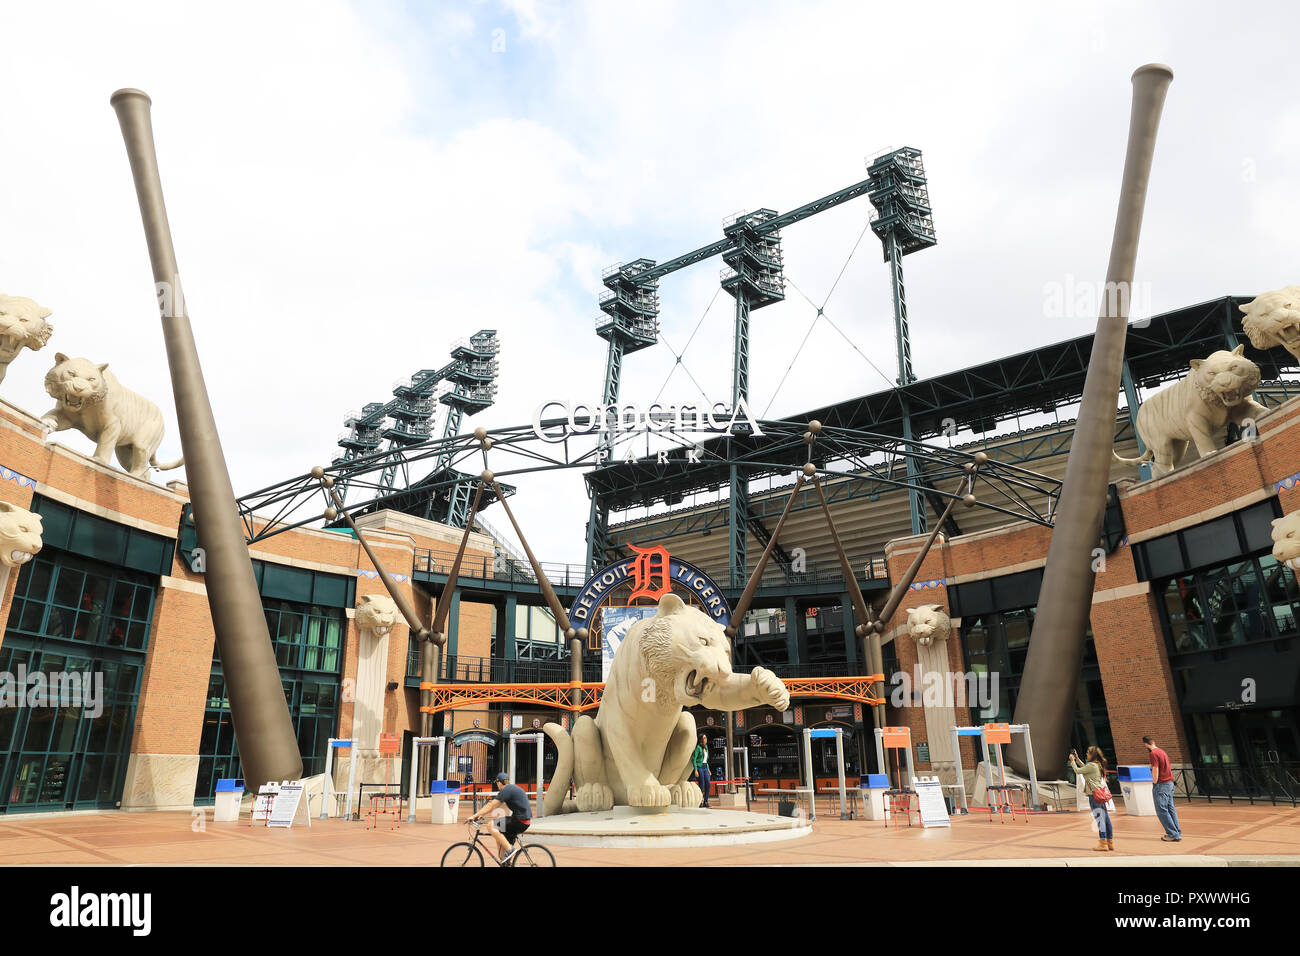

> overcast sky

[{"left": 2, "top": 1, "right": 1297, "bottom": 565}]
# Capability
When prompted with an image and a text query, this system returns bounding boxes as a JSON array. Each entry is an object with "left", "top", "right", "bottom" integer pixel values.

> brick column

[{"left": 121, "top": 574, "right": 216, "bottom": 810}]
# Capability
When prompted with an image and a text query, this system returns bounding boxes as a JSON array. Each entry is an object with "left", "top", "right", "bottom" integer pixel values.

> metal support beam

[
  {"left": 887, "top": 233, "right": 916, "bottom": 386},
  {"left": 729, "top": 466, "right": 749, "bottom": 589},
  {"left": 901, "top": 404, "right": 928, "bottom": 536},
  {"left": 1120, "top": 360, "right": 1152, "bottom": 481}
]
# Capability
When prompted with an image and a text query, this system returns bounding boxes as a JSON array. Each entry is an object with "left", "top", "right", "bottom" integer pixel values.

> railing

[
  {"left": 413, "top": 549, "right": 589, "bottom": 589},
  {"left": 406, "top": 648, "right": 600, "bottom": 683},
  {"left": 1173, "top": 763, "right": 1299, "bottom": 808},
  {"left": 407, "top": 647, "right": 866, "bottom": 686},
  {"left": 413, "top": 545, "right": 889, "bottom": 595}
]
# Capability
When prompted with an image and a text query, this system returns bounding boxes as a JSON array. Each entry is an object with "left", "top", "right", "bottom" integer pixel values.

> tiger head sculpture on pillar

[
  {"left": 0, "top": 294, "right": 54, "bottom": 385},
  {"left": 352, "top": 593, "right": 400, "bottom": 751},
  {"left": 1241, "top": 285, "right": 1300, "bottom": 362}
]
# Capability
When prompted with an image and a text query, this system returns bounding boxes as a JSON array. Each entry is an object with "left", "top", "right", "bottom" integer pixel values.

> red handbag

[{"left": 1092, "top": 785, "right": 1112, "bottom": 804}]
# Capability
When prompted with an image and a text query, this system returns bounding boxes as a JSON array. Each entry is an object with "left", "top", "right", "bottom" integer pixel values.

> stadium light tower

[
  {"left": 866, "top": 147, "right": 937, "bottom": 534},
  {"left": 586, "top": 261, "right": 660, "bottom": 572}
]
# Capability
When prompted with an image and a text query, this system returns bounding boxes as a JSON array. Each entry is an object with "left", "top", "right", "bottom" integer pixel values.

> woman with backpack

[{"left": 1069, "top": 746, "right": 1114, "bottom": 852}]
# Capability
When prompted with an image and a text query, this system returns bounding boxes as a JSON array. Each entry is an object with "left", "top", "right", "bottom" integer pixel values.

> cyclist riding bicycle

[{"left": 468, "top": 772, "right": 531, "bottom": 865}]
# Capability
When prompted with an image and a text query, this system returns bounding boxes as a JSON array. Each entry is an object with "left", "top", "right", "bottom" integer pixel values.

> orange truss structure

[{"left": 418, "top": 674, "right": 884, "bottom": 715}]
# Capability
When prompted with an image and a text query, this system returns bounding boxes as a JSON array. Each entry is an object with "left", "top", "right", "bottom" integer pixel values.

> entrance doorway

[{"left": 1238, "top": 709, "right": 1300, "bottom": 798}]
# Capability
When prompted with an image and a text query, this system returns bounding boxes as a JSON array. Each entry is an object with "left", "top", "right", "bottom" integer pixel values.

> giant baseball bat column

[
  {"left": 1009, "top": 64, "right": 1173, "bottom": 775},
  {"left": 111, "top": 89, "right": 302, "bottom": 790}
]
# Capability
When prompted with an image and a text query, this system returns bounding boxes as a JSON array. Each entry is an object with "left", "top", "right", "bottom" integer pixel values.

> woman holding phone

[{"left": 1069, "top": 746, "right": 1114, "bottom": 852}]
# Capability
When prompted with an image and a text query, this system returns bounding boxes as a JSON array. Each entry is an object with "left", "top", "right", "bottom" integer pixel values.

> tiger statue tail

[
  {"left": 150, "top": 453, "right": 185, "bottom": 471},
  {"left": 541, "top": 722, "right": 574, "bottom": 816},
  {"left": 1112, "top": 447, "right": 1153, "bottom": 466}
]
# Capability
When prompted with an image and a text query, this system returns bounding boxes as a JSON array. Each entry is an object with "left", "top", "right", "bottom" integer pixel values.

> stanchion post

[
  {"left": 535, "top": 733, "right": 545, "bottom": 819},
  {"left": 951, "top": 727, "right": 968, "bottom": 814},
  {"left": 801, "top": 727, "right": 816, "bottom": 822},
  {"left": 321, "top": 739, "right": 337, "bottom": 820},
  {"left": 835, "top": 728, "right": 848, "bottom": 820},
  {"left": 1016, "top": 724, "right": 1041, "bottom": 808},
  {"left": 344, "top": 741, "right": 358, "bottom": 821}
]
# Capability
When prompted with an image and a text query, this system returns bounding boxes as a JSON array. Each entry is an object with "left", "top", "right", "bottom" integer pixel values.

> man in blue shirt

[{"left": 468, "top": 772, "right": 532, "bottom": 865}]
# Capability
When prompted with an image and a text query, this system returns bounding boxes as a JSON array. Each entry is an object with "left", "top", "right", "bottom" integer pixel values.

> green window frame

[{"left": 0, "top": 548, "right": 156, "bottom": 813}]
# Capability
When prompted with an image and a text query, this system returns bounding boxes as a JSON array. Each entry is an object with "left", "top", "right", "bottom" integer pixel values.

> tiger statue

[
  {"left": 0, "top": 294, "right": 54, "bottom": 385},
  {"left": 1240, "top": 286, "right": 1300, "bottom": 362},
  {"left": 1113, "top": 345, "right": 1268, "bottom": 477},
  {"left": 39, "top": 353, "right": 183, "bottom": 480}
]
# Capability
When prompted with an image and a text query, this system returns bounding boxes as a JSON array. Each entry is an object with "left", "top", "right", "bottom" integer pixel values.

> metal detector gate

[
  {"left": 507, "top": 732, "right": 547, "bottom": 818},
  {"left": 804, "top": 728, "right": 848, "bottom": 821},
  {"left": 874, "top": 726, "right": 916, "bottom": 791},
  {"left": 406, "top": 736, "right": 448, "bottom": 823},
  {"left": 320, "top": 737, "right": 358, "bottom": 820},
  {"left": 949, "top": 722, "right": 1040, "bottom": 813}
]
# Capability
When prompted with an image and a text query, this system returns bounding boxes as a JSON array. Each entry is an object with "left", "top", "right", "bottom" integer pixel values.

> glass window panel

[
  {"left": 53, "top": 569, "right": 84, "bottom": 609},
  {"left": 10, "top": 754, "right": 46, "bottom": 805},
  {"left": 1184, "top": 515, "right": 1239, "bottom": 570},
  {"left": 1240, "top": 499, "right": 1280, "bottom": 553},
  {"left": 1143, "top": 534, "right": 1184, "bottom": 579},
  {"left": 21, "top": 560, "right": 54, "bottom": 602},
  {"left": 47, "top": 706, "right": 82, "bottom": 754},
  {"left": 86, "top": 705, "right": 112, "bottom": 752},
  {"left": 96, "top": 754, "right": 122, "bottom": 805},
  {"left": 18, "top": 600, "right": 45, "bottom": 634}
]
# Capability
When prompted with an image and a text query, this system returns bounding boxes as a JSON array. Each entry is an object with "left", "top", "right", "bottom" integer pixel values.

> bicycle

[{"left": 440, "top": 819, "right": 556, "bottom": 867}]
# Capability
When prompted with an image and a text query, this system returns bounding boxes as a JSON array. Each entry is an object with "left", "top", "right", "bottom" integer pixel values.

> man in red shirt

[{"left": 1143, "top": 735, "right": 1182, "bottom": 842}]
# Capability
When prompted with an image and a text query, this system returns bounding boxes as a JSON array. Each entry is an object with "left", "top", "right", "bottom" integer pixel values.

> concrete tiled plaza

[{"left": 1, "top": 801, "right": 1297, "bottom": 866}]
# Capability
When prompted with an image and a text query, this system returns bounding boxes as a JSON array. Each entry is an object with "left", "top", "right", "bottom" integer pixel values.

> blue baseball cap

[{"left": 495, "top": 772, "right": 509, "bottom": 783}]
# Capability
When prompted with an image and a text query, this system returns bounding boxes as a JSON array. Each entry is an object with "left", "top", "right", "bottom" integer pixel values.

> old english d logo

[{"left": 627, "top": 544, "right": 672, "bottom": 603}]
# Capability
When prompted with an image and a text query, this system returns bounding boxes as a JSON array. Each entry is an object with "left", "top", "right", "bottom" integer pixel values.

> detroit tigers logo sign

[
  {"left": 627, "top": 544, "right": 672, "bottom": 603},
  {"left": 568, "top": 546, "right": 733, "bottom": 655}
]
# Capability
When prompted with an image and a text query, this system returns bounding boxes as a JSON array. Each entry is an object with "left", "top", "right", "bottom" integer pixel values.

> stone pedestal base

[{"left": 528, "top": 805, "right": 812, "bottom": 848}]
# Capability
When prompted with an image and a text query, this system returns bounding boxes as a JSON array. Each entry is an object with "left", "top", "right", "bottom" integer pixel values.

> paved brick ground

[{"left": 0, "top": 801, "right": 1297, "bottom": 866}]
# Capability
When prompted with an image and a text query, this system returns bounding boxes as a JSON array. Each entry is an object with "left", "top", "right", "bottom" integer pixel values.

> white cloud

[{"left": 2, "top": 0, "right": 1298, "bottom": 568}]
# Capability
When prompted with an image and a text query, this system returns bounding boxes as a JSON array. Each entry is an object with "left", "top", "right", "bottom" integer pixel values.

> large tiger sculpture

[
  {"left": 541, "top": 593, "right": 790, "bottom": 814},
  {"left": 0, "top": 294, "right": 54, "bottom": 385},
  {"left": 1240, "top": 286, "right": 1300, "bottom": 362},
  {"left": 39, "top": 353, "right": 183, "bottom": 480},
  {"left": 1114, "top": 345, "right": 1268, "bottom": 477}
]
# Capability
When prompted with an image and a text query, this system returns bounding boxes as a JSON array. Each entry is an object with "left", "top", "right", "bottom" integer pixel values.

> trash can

[
  {"left": 214, "top": 778, "right": 245, "bottom": 822},
  {"left": 428, "top": 779, "right": 462, "bottom": 825},
  {"left": 860, "top": 773, "right": 890, "bottom": 821},
  {"left": 1117, "top": 765, "right": 1156, "bottom": 816}
]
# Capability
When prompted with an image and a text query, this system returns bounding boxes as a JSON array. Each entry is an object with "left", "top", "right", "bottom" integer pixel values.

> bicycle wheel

[
  {"left": 513, "top": 842, "right": 555, "bottom": 867},
  {"left": 440, "top": 842, "right": 485, "bottom": 867}
]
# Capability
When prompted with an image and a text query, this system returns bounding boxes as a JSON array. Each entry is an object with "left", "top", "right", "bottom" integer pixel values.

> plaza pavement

[{"left": 0, "top": 800, "right": 1297, "bottom": 866}]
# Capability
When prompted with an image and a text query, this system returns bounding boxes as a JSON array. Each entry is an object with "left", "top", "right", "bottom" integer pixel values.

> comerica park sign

[{"left": 533, "top": 399, "right": 764, "bottom": 444}]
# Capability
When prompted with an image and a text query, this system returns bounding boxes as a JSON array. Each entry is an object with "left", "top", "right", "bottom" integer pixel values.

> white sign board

[
  {"left": 914, "top": 776, "right": 950, "bottom": 828},
  {"left": 268, "top": 782, "right": 306, "bottom": 828}
]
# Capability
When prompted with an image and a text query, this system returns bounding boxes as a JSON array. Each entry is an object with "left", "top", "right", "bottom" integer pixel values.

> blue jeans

[
  {"left": 1089, "top": 794, "right": 1113, "bottom": 840},
  {"left": 698, "top": 766, "right": 711, "bottom": 805},
  {"left": 1153, "top": 780, "right": 1181, "bottom": 839}
]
